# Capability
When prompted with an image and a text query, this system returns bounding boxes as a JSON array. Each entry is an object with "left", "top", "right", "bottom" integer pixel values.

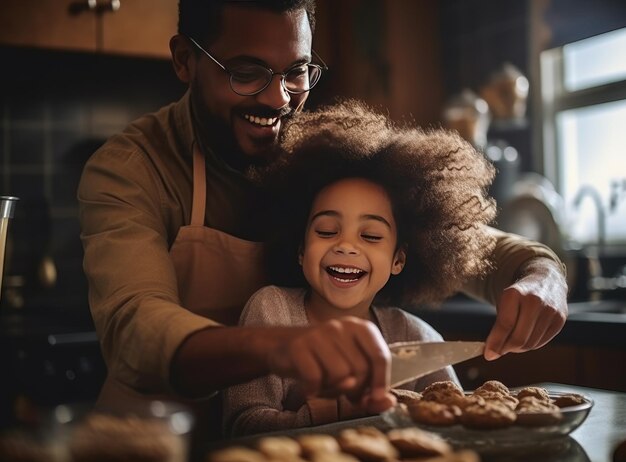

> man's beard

[{"left": 189, "top": 81, "right": 295, "bottom": 175}]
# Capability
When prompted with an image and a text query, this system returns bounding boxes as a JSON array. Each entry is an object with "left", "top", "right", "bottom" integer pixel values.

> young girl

[{"left": 222, "top": 100, "right": 497, "bottom": 437}]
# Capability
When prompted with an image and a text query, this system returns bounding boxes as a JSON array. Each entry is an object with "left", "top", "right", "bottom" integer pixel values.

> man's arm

[
  {"left": 463, "top": 227, "right": 568, "bottom": 360},
  {"left": 171, "top": 320, "right": 396, "bottom": 413}
]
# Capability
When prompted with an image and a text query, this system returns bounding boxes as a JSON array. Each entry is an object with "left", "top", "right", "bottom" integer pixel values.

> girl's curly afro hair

[{"left": 254, "top": 99, "right": 497, "bottom": 306}]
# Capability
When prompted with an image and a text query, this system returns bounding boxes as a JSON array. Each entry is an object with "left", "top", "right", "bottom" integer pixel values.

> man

[{"left": 78, "top": 0, "right": 567, "bottom": 428}]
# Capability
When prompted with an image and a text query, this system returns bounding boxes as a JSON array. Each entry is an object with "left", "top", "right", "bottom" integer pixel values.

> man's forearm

[{"left": 170, "top": 325, "right": 306, "bottom": 398}]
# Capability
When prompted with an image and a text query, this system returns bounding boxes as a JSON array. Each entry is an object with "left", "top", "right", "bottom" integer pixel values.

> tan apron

[
  {"left": 96, "top": 143, "right": 266, "bottom": 433},
  {"left": 96, "top": 143, "right": 355, "bottom": 432}
]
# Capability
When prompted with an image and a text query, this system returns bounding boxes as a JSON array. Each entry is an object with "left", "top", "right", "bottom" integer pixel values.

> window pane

[
  {"left": 564, "top": 28, "right": 626, "bottom": 92},
  {"left": 557, "top": 99, "right": 626, "bottom": 245}
]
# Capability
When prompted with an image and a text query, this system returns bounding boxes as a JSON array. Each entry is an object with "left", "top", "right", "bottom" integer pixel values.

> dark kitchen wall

[{"left": 0, "top": 46, "right": 186, "bottom": 313}]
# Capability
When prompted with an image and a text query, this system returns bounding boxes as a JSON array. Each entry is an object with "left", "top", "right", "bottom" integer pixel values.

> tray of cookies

[{"left": 382, "top": 380, "right": 593, "bottom": 450}]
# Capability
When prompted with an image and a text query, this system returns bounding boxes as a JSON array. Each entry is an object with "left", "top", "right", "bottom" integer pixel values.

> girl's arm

[{"left": 222, "top": 286, "right": 313, "bottom": 437}]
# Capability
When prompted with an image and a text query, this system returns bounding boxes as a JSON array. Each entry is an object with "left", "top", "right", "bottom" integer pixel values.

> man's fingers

[
  {"left": 485, "top": 289, "right": 520, "bottom": 360},
  {"left": 288, "top": 344, "right": 325, "bottom": 396},
  {"left": 535, "top": 317, "right": 564, "bottom": 349},
  {"left": 353, "top": 323, "right": 391, "bottom": 396},
  {"left": 309, "top": 327, "right": 355, "bottom": 390}
]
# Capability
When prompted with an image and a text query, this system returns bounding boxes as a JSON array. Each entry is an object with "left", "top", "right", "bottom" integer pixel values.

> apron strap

[{"left": 191, "top": 142, "right": 207, "bottom": 226}]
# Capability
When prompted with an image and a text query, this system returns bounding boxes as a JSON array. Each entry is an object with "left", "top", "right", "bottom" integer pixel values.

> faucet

[
  {"left": 572, "top": 185, "right": 606, "bottom": 253},
  {"left": 572, "top": 185, "right": 606, "bottom": 300}
]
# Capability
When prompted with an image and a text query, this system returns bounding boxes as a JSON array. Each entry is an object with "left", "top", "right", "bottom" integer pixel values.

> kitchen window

[{"left": 541, "top": 27, "right": 626, "bottom": 247}]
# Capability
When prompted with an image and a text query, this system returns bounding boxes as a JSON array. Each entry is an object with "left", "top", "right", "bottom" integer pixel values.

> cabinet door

[
  {"left": 0, "top": 0, "right": 96, "bottom": 52},
  {"left": 101, "top": 0, "right": 178, "bottom": 58}
]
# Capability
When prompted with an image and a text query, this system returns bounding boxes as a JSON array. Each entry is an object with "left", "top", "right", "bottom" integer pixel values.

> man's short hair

[{"left": 178, "top": 0, "right": 316, "bottom": 46}]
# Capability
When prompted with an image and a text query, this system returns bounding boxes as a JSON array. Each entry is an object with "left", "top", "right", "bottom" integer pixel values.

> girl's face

[{"left": 301, "top": 178, "right": 406, "bottom": 320}]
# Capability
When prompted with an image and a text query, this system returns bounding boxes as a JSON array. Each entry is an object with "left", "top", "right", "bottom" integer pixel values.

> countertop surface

[{"left": 207, "top": 383, "right": 625, "bottom": 462}]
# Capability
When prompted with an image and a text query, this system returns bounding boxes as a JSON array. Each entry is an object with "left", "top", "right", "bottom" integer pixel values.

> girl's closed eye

[
  {"left": 361, "top": 233, "right": 383, "bottom": 242},
  {"left": 315, "top": 229, "right": 337, "bottom": 237}
]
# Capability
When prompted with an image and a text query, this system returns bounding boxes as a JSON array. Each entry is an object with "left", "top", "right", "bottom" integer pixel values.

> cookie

[
  {"left": 516, "top": 397, "right": 563, "bottom": 426},
  {"left": 552, "top": 393, "right": 587, "bottom": 408},
  {"left": 422, "top": 381, "right": 464, "bottom": 398},
  {"left": 210, "top": 447, "right": 267, "bottom": 462},
  {"left": 516, "top": 386, "right": 551, "bottom": 402},
  {"left": 474, "top": 380, "right": 510, "bottom": 396},
  {"left": 296, "top": 434, "right": 340, "bottom": 457},
  {"left": 614, "top": 438, "right": 626, "bottom": 462},
  {"left": 69, "top": 414, "right": 176, "bottom": 462},
  {"left": 386, "top": 427, "right": 451, "bottom": 458},
  {"left": 390, "top": 388, "right": 423, "bottom": 406},
  {"left": 408, "top": 400, "right": 461, "bottom": 426},
  {"left": 459, "top": 401, "right": 517, "bottom": 429},
  {"left": 309, "top": 451, "right": 359, "bottom": 462},
  {"left": 337, "top": 427, "right": 399, "bottom": 462},
  {"left": 257, "top": 436, "right": 301, "bottom": 460},
  {"left": 472, "top": 390, "right": 519, "bottom": 411}
]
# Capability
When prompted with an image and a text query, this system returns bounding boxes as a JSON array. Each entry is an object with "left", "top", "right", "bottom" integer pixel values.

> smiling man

[{"left": 78, "top": 0, "right": 568, "bottom": 437}]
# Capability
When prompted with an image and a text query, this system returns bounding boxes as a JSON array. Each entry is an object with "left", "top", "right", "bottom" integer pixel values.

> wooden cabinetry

[
  {"left": 448, "top": 333, "right": 626, "bottom": 392},
  {"left": 0, "top": 0, "right": 177, "bottom": 59}
]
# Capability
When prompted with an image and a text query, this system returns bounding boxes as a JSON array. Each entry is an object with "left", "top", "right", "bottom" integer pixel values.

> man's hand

[
  {"left": 485, "top": 257, "right": 568, "bottom": 361},
  {"left": 267, "top": 316, "right": 396, "bottom": 413}
]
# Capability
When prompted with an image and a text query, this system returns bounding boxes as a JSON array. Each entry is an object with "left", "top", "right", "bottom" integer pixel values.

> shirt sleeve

[
  {"left": 462, "top": 227, "right": 567, "bottom": 305},
  {"left": 78, "top": 143, "right": 216, "bottom": 395},
  {"left": 222, "top": 287, "right": 312, "bottom": 437}
]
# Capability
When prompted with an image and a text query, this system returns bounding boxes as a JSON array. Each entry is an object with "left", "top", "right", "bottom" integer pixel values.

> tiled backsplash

[{"left": 0, "top": 46, "right": 185, "bottom": 312}]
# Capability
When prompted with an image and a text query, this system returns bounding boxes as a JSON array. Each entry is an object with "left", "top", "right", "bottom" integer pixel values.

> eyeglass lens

[{"left": 229, "top": 64, "right": 322, "bottom": 95}]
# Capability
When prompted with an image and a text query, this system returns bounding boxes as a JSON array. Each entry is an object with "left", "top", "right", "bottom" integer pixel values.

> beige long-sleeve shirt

[
  {"left": 223, "top": 286, "right": 459, "bottom": 437},
  {"left": 78, "top": 91, "right": 565, "bottom": 396}
]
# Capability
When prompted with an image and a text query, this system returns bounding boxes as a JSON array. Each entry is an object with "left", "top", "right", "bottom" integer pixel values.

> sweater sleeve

[
  {"left": 78, "top": 142, "right": 216, "bottom": 395},
  {"left": 222, "top": 287, "right": 313, "bottom": 437},
  {"left": 462, "top": 227, "right": 567, "bottom": 305}
]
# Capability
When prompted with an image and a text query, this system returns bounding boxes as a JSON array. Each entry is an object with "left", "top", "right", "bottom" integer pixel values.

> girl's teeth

[{"left": 329, "top": 266, "right": 363, "bottom": 274}]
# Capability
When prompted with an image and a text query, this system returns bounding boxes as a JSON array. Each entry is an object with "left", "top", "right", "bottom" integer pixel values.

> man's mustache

[{"left": 239, "top": 106, "right": 294, "bottom": 119}]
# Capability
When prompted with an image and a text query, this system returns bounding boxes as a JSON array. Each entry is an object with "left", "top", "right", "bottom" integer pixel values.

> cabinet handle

[
  {"left": 68, "top": 0, "right": 98, "bottom": 15},
  {"left": 68, "top": 0, "right": 120, "bottom": 15},
  {"left": 98, "top": 0, "right": 121, "bottom": 13}
]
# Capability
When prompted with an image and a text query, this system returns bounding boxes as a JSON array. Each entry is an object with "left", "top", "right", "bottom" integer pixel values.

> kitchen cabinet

[
  {"left": 0, "top": 0, "right": 177, "bottom": 59},
  {"left": 453, "top": 342, "right": 626, "bottom": 392}
]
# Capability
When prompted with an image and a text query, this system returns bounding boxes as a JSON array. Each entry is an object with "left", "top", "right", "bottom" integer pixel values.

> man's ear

[
  {"left": 170, "top": 34, "right": 195, "bottom": 84},
  {"left": 391, "top": 247, "right": 406, "bottom": 275}
]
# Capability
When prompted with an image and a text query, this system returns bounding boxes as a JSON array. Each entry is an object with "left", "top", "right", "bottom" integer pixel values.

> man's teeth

[{"left": 244, "top": 114, "right": 278, "bottom": 126}]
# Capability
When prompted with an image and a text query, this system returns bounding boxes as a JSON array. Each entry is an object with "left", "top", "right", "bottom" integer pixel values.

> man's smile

[{"left": 244, "top": 114, "right": 279, "bottom": 127}]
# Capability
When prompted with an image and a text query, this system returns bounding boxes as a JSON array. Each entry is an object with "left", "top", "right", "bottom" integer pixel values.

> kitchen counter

[{"left": 206, "top": 383, "right": 626, "bottom": 462}]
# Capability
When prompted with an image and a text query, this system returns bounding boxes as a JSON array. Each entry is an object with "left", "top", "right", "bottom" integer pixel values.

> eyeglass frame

[{"left": 186, "top": 36, "right": 328, "bottom": 96}]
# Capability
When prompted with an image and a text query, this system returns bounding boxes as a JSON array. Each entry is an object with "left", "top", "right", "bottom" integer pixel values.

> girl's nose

[{"left": 333, "top": 241, "right": 360, "bottom": 255}]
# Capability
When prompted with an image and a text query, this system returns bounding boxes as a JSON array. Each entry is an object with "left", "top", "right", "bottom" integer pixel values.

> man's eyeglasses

[{"left": 187, "top": 36, "right": 328, "bottom": 96}]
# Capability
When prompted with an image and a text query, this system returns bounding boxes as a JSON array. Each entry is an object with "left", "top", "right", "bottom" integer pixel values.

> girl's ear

[
  {"left": 298, "top": 246, "right": 304, "bottom": 265},
  {"left": 391, "top": 247, "right": 407, "bottom": 275}
]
